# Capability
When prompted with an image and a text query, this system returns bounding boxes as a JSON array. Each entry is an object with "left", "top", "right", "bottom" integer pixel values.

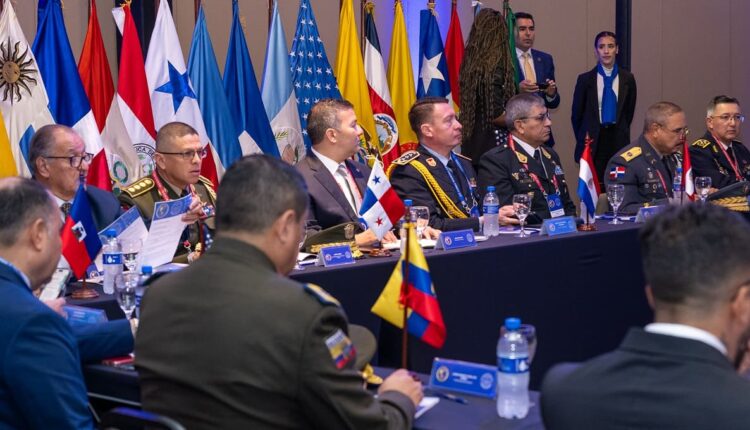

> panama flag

[
  {"left": 364, "top": 4, "right": 400, "bottom": 170},
  {"left": 0, "top": 0, "right": 54, "bottom": 177},
  {"left": 33, "top": 0, "right": 109, "bottom": 190},
  {"left": 223, "top": 0, "right": 279, "bottom": 158},
  {"left": 682, "top": 139, "right": 695, "bottom": 201},
  {"left": 417, "top": 6, "right": 452, "bottom": 104},
  {"left": 577, "top": 133, "right": 600, "bottom": 223},
  {"left": 262, "top": 0, "right": 305, "bottom": 165},
  {"left": 61, "top": 183, "right": 103, "bottom": 280},
  {"left": 358, "top": 161, "right": 405, "bottom": 240}
]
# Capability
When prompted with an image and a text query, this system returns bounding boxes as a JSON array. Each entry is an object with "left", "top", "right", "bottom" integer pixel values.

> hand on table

[{"left": 379, "top": 368, "right": 424, "bottom": 408}]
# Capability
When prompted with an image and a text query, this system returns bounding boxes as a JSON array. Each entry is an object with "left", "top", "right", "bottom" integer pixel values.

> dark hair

[
  {"left": 594, "top": 31, "right": 617, "bottom": 48},
  {"left": 306, "top": 98, "right": 355, "bottom": 145},
  {"left": 408, "top": 97, "right": 449, "bottom": 138},
  {"left": 505, "top": 93, "right": 546, "bottom": 130},
  {"left": 514, "top": 11, "right": 534, "bottom": 25},
  {"left": 707, "top": 95, "right": 741, "bottom": 116},
  {"left": 215, "top": 155, "right": 308, "bottom": 234},
  {"left": 0, "top": 177, "right": 56, "bottom": 246},
  {"left": 28, "top": 124, "right": 71, "bottom": 176},
  {"left": 156, "top": 122, "right": 199, "bottom": 151},
  {"left": 640, "top": 204, "right": 750, "bottom": 312}
]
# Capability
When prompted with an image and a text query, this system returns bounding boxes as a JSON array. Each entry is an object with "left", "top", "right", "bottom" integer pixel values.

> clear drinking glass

[
  {"left": 121, "top": 238, "right": 142, "bottom": 273},
  {"left": 115, "top": 273, "right": 138, "bottom": 320},
  {"left": 410, "top": 206, "right": 430, "bottom": 240},
  {"left": 607, "top": 184, "right": 625, "bottom": 224},
  {"left": 512, "top": 194, "right": 531, "bottom": 237},
  {"left": 695, "top": 176, "right": 712, "bottom": 203}
]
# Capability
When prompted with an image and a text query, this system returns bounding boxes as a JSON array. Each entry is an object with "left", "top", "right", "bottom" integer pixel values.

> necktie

[
  {"left": 662, "top": 157, "right": 674, "bottom": 187},
  {"left": 60, "top": 202, "right": 72, "bottom": 217},
  {"left": 337, "top": 165, "right": 359, "bottom": 213},
  {"left": 533, "top": 149, "right": 542, "bottom": 162},
  {"left": 447, "top": 159, "right": 467, "bottom": 196},
  {"left": 523, "top": 52, "right": 535, "bottom": 84}
]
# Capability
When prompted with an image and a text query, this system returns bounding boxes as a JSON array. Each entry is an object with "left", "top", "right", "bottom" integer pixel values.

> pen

[{"left": 426, "top": 389, "right": 468, "bottom": 404}]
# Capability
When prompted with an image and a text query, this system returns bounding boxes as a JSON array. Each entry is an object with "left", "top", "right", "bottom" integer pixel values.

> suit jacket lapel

[
  {"left": 308, "top": 155, "right": 358, "bottom": 221},
  {"left": 616, "top": 71, "right": 627, "bottom": 121},
  {"left": 345, "top": 160, "right": 368, "bottom": 197},
  {"left": 533, "top": 50, "right": 543, "bottom": 83}
]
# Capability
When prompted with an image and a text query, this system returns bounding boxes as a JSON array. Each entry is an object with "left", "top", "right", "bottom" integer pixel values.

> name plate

[
  {"left": 435, "top": 229, "right": 477, "bottom": 250},
  {"left": 429, "top": 357, "right": 497, "bottom": 399},
  {"left": 540, "top": 216, "right": 577, "bottom": 236},
  {"left": 64, "top": 305, "right": 108, "bottom": 327},
  {"left": 316, "top": 245, "right": 356, "bottom": 267},
  {"left": 635, "top": 205, "right": 664, "bottom": 223}
]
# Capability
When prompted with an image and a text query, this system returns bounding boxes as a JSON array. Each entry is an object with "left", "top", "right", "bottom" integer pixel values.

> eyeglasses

[
  {"left": 659, "top": 125, "right": 690, "bottom": 137},
  {"left": 710, "top": 114, "right": 745, "bottom": 123},
  {"left": 43, "top": 152, "right": 93, "bottom": 168},
  {"left": 518, "top": 111, "right": 551, "bottom": 122},
  {"left": 157, "top": 148, "right": 208, "bottom": 161}
]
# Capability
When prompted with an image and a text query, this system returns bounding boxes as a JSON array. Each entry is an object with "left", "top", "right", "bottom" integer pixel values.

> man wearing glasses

[
  {"left": 604, "top": 101, "right": 688, "bottom": 214},
  {"left": 689, "top": 95, "right": 750, "bottom": 189},
  {"left": 119, "top": 122, "right": 216, "bottom": 263}
]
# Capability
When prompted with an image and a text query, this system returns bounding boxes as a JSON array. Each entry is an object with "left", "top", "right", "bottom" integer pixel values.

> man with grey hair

[
  {"left": 605, "top": 101, "right": 687, "bottom": 214},
  {"left": 478, "top": 93, "right": 575, "bottom": 224}
]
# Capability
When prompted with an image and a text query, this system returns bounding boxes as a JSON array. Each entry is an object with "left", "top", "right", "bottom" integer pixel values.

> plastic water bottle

[
  {"left": 135, "top": 265, "right": 152, "bottom": 319},
  {"left": 497, "top": 317, "right": 530, "bottom": 419},
  {"left": 102, "top": 229, "right": 122, "bottom": 295},
  {"left": 672, "top": 167, "right": 683, "bottom": 203},
  {"left": 482, "top": 186, "right": 500, "bottom": 237}
]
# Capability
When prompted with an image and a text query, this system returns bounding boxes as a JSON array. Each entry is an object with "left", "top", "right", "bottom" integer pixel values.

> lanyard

[
  {"left": 443, "top": 154, "right": 477, "bottom": 216},
  {"left": 712, "top": 133, "right": 743, "bottom": 181},
  {"left": 653, "top": 168, "right": 669, "bottom": 196},
  {"left": 508, "top": 139, "right": 560, "bottom": 197}
]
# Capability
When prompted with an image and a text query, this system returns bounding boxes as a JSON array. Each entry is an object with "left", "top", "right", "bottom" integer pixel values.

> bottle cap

[
  {"left": 504, "top": 317, "right": 521, "bottom": 330},
  {"left": 404, "top": 199, "right": 413, "bottom": 207},
  {"left": 487, "top": 186, "right": 495, "bottom": 192},
  {"left": 141, "top": 265, "right": 153, "bottom": 275},
  {"left": 105, "top": 228, "right": 117, "bottom": 238}
]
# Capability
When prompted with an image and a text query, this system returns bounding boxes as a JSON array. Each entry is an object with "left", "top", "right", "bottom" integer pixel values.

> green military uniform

[
  {"left": 118, "top": 171, "right": 216, "bottom": 263},
  {"left": 136, "top": 237, "right": 415, "bottom": 429}
]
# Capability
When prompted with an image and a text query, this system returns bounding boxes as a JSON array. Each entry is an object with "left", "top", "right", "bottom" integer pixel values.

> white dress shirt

[{"left": 645, "top": 322, "right": 727, "bottom": 355}]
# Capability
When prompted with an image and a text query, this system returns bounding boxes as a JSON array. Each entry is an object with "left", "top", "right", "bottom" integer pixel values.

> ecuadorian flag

[{"left": 371, "top": 223, "right": 446, "bottom": 348}]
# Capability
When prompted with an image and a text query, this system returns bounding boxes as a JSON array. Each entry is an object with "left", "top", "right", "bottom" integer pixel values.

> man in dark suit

[
  {"left": 297, "top": 98, "right": 395, "bottom": 246},
  {"left": 541, "top": 203, "right": 750, "bottom": 430},
  {"left": 136, "top": 155, "right": 422, "bottom": 429},
  {"left": 0, "top": 177, "right": 94, "bottom": 429},
  {"left": 478, "top": 93, "right": 575, "bottom": 224},
  {"left": 572, "top": 31, "right": 637, "bottom": 188},
  {"left": 514, "top": 11, "right": 560, "bottom": 147}
]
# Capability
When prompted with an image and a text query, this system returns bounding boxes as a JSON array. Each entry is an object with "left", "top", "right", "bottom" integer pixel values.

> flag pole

[{"left": 401, "top": 206, "right": 412, "bottom": 369}]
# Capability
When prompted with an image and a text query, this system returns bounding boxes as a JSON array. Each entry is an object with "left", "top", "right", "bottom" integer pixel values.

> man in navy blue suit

[
  {"left": 514, "top": 12, "right": 560, "bottom": 147},
  {"left": 0, "top": 177, "right": 94, "bottom": 429}
]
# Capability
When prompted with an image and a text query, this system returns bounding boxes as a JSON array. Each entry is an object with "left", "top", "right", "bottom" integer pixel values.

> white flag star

[{"left": 420, "top": 52, "right": 445, "bottom": 92}]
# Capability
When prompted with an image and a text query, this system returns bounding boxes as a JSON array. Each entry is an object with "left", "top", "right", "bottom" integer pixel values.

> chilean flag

[
  {"left": 358, "top": 161, "right": 405, "bottom": 240},
  {"left": 61, "top": 184, "right": 102, "bottom": 280},
  {"left": 577, "top": 133, "right": 600, "bottom": 223}
]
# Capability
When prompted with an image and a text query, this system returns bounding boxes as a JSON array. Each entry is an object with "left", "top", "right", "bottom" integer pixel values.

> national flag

[
  {"left": 609, "top": 166, "right": 626, "bottom": 180},
  {"left": 388, "top": 1, "right": 418, "bottom": 152},
  {"left": 682, "top": 139, "right": 695, "bottom": 201},
  {"left": 364, "top": 2, "right": 399, "bottom": 169},
  {"left": 223, "top": 0, "right": 279, "bottom": 158},
  {"left": 472, "top": 1, "right": 483, "bottom": 16},
  {"left": 358, "top": 161, "right": 405, "bottom": 239},
  {"left": 0, "top": 0, "right": 54, "bottom": 177},
  {"left": 261, "top": 1, "right": 305, "bottom": 165},
  {"left": 33, "top": 0, "right": 110, "bottom": 190},
  {"left": 336, "top": 0, "right": 379, "bottom": 163},
  {"left": 61, "top": 183, "right": 103, "bottom": 280},
  {"left": 0, "top": 110, "right": 14, "bottom": 177},
  {"left": 577, "top": 134, "right": 600, "bottom": 223},
  {"left": 371, "top": 221, "right": 446, "bottom": 349},
  {"left": 188, "top": 5, "right": 245, "bottom": 184},
  {"left": 417, "top": 6, "right": 452, "bottom": 104},
  {"left": 504, "top": 3, "right": 520, "bottom": 86},
  {"left": 289, "top": 0, "right": 341, "bottom": 150},
  {"left": 445, "top": 2, "right": 464, "bottom": 111},
  {"left": 78, "top": 0, "right": 115, "bottom": 190}
]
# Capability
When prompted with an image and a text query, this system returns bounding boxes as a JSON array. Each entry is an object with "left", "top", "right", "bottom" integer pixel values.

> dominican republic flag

[
  {"left": 682, "top": 139, "right": 695, "bottom": 201},
  {"left": 358, "top": 161, "right": 405, "bottom": 240},
  {"left": 609, "top": 166, "right": 626, "bottom": 180},
  {"left": 577, "top": 133, "right": 600, "bottom": 223},
  {"left": 61, "top": 183, "right": 102, "bottom": 280},
  {"left": 417, "top": 7, "right": 452, "bottom": 104},
  {"left": 364, "top": 4, "right": 400, "bottom": 170}
]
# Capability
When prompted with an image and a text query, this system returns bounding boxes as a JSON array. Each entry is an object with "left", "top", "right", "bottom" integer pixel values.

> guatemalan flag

[
  {"left": 417, "top": 6, "right": 452, "bottom": 104},
  {"left": 61, "top": 183, "right": 102, "bottom": 280},
  {"left": 358, "top": 161, "right": 405, "bottom": 240},
  {"left": 577, "top": 134, "right": 600, "bottom": 223}
]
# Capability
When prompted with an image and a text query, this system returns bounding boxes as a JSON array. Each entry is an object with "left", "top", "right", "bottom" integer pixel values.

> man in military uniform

[
  {"left": 118, "top": 122, "right": 216, "bottom": 263},
  {"left": 389, "top": 97, "right": 516, "bottom": 231},
  {"left": 136, "top": 155, "right": 421, "bottom": 429},
  {"left": 478, "top": 93, "right": 575, "bottom": 224},
  {"left": 689, "top": 95, "right": 750, "bottom": 189},
  {"left": 605, "top": 101, "right": 687, "bottom": 214}
]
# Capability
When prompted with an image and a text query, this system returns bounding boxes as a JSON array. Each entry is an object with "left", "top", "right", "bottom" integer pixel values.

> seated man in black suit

[{"left": 541, "top": 203, "right": 750, "bottom": 430}]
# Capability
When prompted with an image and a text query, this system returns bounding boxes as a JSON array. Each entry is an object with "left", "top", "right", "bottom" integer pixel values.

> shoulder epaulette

[
  {"left": 540, "top": 147, "right": 552, "bottom": 159},
  {"left": 303, "top": 283, "right": 340, "bottom": 307},
  {"left": 121, "top": 177, "right": 155, "bottom": 198},
  {"left": 198, "top": 175, "right": 217, "bottom": 201},
  {"left": 620, "top": 147, "right": 642, "bottom": 162},
  {"left": 454, "top": 152, "right": 473, "bottom": 162},
  {"left": 392, "top": 150, "right": 420, "bottom": 166},
  {"left": 514, "top": 151, "right": 528, "bottom": 164},
  {"left": 692, "top": 139, "right": 712, "bottom": 149}
]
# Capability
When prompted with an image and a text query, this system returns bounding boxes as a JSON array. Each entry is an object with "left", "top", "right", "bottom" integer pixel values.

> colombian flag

[
  {"left": 61, "top": 183, "right": 102, "bottom": 279},
  {"left": 371, "top": 222, "right": 446, "bottom": 348}
]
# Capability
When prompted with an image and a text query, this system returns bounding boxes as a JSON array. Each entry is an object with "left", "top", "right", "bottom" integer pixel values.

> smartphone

[
  {"left": 537, "top": 82, "right": 550, "bottom": 90},
  {"left": 39, "top": 268, "right": 71, "bottom": 301}
]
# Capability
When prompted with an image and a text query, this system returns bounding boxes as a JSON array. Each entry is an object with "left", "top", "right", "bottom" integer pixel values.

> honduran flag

[
  {"left": 682, "top": 139, "right": 695, "bottom": 201},
  {"left": 577, "top": 133, "right": 600, "bottom": 223},
  {"left": 61, "top": 183, "right": 102, "bottom": 280},
  {"left": 358, "top": 161, "right": 405, "bottom": 240},
  {"left": 372, "top": 222, "right": 446, "bottom": 349}
]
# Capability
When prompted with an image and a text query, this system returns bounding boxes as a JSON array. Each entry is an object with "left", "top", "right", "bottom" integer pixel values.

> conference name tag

[
  {"left": 540, "top": 216, "right": 577, "bottom": 236},
  {"left": 64, "top": 305, "right": 108, "bottom": 327},
  {"left": 635, "top": 205, "right": 664, "bottom": 223},
  {"left": 316, "top": 245, "right": 355, "bottom": 267},
  {"left": 435, "top": 229, "right": 477, "bottom": 250},
  {"left": 546, "top": 193, "right": 565, "bottom": 218},
  {"left": 429, "top": 357, "right": 497, "bottom": 399}
]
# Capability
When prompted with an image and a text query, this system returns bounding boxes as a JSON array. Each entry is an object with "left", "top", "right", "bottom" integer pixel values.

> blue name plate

[
  {"left": 64, "top": 305, "right": 108, "bottom": 327},
  {"left": 429, "top": 357, "right": 497, "bottom": 398},
  {"left": 540, "top": 216, "right": 577, "bottom": 236},
  {"left": 435, "top": 229, "right": 477, "bottom": 250},
  {"left": 635, "top": 205, "right": 664, "bottom": 223},
  {"left": 316, "top": 245, "right": 356, "bottom": 267}
]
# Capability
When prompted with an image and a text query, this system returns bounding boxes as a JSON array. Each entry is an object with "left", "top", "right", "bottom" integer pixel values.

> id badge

[{"left": 547, "top": 193, "right": 565, "bottom": 218}]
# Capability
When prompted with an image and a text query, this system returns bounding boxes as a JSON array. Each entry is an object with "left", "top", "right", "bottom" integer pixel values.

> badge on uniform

[
  {"left": 609, "top": 166, "right": 626, "bottom": 180},
  {"left": 426, "top": 157, "right": 437, "bottom": 167},
  {"left": 554, "top": 165, "right": 564, "bottom": 176},
  {"left": 546, "top": 193, "right": 565, "bottom": 218},
  {"left": 325, "top": 329, "right": 356, "bottom": 370}
]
